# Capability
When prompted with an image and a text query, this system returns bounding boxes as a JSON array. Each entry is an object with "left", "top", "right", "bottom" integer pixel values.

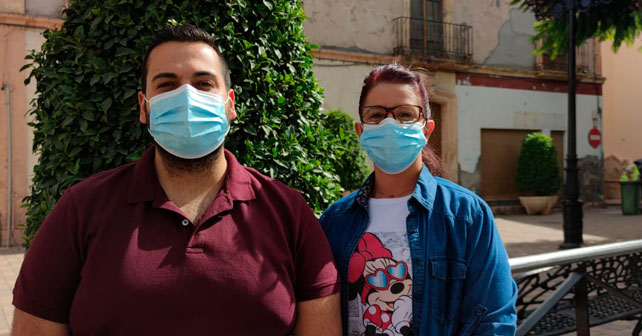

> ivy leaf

[{"left": 101, "top": 98, "right": 112, "bottom": 112}]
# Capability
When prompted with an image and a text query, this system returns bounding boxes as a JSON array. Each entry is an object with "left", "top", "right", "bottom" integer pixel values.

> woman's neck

[{"left": 371, "top": 159, "right": 422, "bottom": 198}]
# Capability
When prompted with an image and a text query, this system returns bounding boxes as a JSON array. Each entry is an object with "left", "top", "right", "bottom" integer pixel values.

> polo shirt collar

[
  {"left": 128, "top": 146, "right": 162, "bottom": 204},
  {"left": 354, "top": 164, "right": 436, "bottom": 211},
  {"left": 128, "top": 147, "right": 256, "bottom": 207}
]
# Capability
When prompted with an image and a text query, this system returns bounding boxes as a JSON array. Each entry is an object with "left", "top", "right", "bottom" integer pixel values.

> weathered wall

[
  {"left": 312, "top": 60, "right": 373, "bottom": 119},
  {"left": 484, "top": 8, "right": 536, "bottom": 69},
  {"left": 0, "top": 0, "right": 62, "bottom": 246},
  {"left": 601, "top": 38, "right": 642, "bottom": 201},
  {"left": 601, "top": 39, "right": 642, "bottom": 164},
  {"left": 452, "top": 0, "right": 514, "bottom": 65},
  {"left": 0, "top": 0, "right": 24, "bottom": 14},
  {"left": 26, "top": 0, "right": 66, "bottom": 17},
  {"left": 456, "top": 78, "right": 603, "bottom": 200},
  {"left": 303, "top": 0, "right": 403, "bottom": 54},
  {"left": 1, "top": 24, "right": 29, "bottom": 246}
]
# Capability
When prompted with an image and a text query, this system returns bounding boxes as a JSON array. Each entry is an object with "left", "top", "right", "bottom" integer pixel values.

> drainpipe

[{"left": 2, "top": 82, "right": 12, "bottom": 247}]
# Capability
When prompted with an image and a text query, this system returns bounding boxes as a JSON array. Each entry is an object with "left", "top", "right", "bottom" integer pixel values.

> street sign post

[{"left": 588, "top": 128, "right": 601, "bottom": 148}]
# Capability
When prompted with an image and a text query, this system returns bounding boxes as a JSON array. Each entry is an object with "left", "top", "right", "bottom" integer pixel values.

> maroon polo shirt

[{"left": 13, "top": 147, "right": 340, "bottom": 335}]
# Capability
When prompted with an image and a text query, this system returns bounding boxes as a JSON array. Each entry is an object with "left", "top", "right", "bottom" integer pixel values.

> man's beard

[{"left": 145, "top": 108, "right": 223, "bottom": 177}]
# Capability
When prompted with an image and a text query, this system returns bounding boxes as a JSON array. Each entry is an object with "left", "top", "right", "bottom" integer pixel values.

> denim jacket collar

[{"left": 354, "top": 165, "right": 437, "bottom": 211}]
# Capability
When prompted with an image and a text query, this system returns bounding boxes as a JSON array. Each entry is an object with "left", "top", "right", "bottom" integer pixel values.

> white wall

[
  {"left": 312, "top": 60, "right": 376, "bottom": 119},
  {"left": 456, "top": 85, "right": 603, "bottom": 173},
  {"left": 303, "top": 0, "right": 403, "bottom": 54}
]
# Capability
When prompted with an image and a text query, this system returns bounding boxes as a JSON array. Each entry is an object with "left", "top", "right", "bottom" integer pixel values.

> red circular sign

[{"left": 588, "top": 128, "right": 601, "bottom": 148}]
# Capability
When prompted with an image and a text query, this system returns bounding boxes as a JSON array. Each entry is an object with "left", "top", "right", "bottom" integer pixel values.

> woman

[{"left": 320, "top": 64, "right": 517, "bottom": 336}]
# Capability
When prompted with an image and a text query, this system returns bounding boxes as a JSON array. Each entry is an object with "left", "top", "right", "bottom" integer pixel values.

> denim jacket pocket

[{"left": 429, "top": 257, "right": 467, "bottom": 323}]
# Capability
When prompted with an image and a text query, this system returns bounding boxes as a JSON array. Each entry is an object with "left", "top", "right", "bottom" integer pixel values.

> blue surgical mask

[
  {"left": 360, "top": 118, "right": 427, "bottom": 174},
  {"left": 145, "top": 84, "right": 230, "bottom": 159}
]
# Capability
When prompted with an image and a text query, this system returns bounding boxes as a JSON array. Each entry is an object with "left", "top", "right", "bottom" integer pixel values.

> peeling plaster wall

[
  {"left": 484, "top": 8, "right": 536, "bottom": 69},
  {"left": 312, "top": 60, "right": 374, "bottom": 119},
  {"left": 452, "top": 0, "right": 513, "bottom": 65},
  {"left": 456, "top": 83, "right": 603, "bottom": 195},
  {"left": 26, "top": 0, "right": 66, "bottom": 17},
  {"left": 303, "top": 0, "right": 403, "bottom": 54},
  {"left": 0, "top": 0, "right": 24, "bottom": 14}
]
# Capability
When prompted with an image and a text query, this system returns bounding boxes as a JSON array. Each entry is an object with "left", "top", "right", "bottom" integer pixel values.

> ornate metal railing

[
  {"left": 536, "top": 43, "right": 593, "bottom": 74},
  {"left": 511, "top": 240, "right": 642, "bottom": 336},
  {"left": 393, "top": 17, "right": 473, "bottom": 63}
]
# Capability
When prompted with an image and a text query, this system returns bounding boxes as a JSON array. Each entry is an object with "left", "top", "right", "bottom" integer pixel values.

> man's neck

[
  {"left": 372, "top": 159, "right": 422, "bottom": 199},
  {"left": 154, "top": 148, "right": 228, "bottom": 222}
]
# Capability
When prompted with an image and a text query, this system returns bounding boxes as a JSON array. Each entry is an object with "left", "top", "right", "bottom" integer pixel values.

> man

[{"left": 13, "top": 25, "right": 341, "bottom": 335}]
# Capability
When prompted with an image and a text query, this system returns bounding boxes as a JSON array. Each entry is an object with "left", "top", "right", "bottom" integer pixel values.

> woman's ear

[
  {"left": 423, "top": 120, "right": 435, "bottom": 139},
  {"left": 355, "top": 122, "right": 364, "bottom": 137}
]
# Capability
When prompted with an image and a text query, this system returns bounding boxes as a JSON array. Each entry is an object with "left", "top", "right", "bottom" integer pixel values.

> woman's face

[{"left": 356, "top": 82, "right": 435, "bottom": 138}]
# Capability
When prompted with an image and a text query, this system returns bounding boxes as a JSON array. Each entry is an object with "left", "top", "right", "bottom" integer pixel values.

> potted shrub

[{"left": 516, "top": 132, "right": 562, "bottom": 215}]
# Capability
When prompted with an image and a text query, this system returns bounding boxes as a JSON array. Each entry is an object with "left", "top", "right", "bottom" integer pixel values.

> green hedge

[
  {"left": 322, "top": 110, "right": 370, "bottom": 192},
  {"left": 22, "top": 0, "right": 347, "bottom": 246},
  {"left": 516, "top": 132, "right": 562, "bottom": 196}
]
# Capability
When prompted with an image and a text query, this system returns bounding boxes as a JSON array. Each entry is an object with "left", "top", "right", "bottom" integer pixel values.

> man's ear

[
  {"left": 138, "top": 91, "right": 147, "bottom": 124},
  {"left": 226, "top": 89, "right": 236, "bottom": 121},
  {"left": 354, "top": 122, "right": 363, "bottom": 138},
  {"left": 423, "top": 120, "right": 435, "bottom": 140}
]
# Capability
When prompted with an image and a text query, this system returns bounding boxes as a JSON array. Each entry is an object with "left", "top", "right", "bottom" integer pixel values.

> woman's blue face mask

[
  {"left": 145, "top": 84, "right": 230, "bottom": 159},
  {"left": 360, "top": 118, "right": 427, "bottom": 174}
]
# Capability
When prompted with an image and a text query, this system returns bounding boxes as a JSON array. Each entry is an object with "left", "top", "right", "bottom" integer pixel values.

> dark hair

[
  {"left": 358, "top": 63, "right": 431, "bottom": 120},
  {"left": 140, "top": 24, "right": 231, "bottom": 93},
  {"left": 359, "top": 64, "right": 446, "bottom": 178}
]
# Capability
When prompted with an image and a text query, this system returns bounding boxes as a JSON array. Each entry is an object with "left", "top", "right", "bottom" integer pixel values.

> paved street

[
  {"left": 497, "top": 206, "right": 642, "bottom": 258},
  {"left": 497, "top": 205, "right": 642, "bottom": 335},
  {"left": 0, "top": 206, "right": 638, "bottom": 334},
  {"left": 0, "top": 247, "right": 24, "bottom": 335}
]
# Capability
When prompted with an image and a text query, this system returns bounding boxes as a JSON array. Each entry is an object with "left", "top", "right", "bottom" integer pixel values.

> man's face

[{"left": 137, "top": 41, "right": 235, "bottom": 125}]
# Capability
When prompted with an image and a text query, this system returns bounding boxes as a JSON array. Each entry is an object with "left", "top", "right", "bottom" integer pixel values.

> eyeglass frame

[{"left": 359, "top": 104, "right": 427, "bottom": 125}]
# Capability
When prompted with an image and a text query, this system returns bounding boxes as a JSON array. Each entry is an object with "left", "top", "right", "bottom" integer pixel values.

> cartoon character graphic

[{"left": 348, "top": 233, "right": 413, "bottom": 336}]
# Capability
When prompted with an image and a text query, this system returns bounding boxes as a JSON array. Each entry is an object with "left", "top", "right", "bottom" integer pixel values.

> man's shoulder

[{"left": 239, "top": 165, "right": 305, "bottom": 202}]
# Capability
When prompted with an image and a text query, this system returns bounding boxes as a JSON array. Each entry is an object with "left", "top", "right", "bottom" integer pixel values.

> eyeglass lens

[{"left": 362, "top": 105, "right": 422, "bottom": 124}]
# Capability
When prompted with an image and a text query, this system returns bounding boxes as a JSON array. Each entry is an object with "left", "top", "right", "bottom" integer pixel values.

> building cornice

[
  {"left": 0, "top": 12, "right": 63, "bottom": 30},
  {"left": 312, "top": 48, "right": 605, "bottom": 85}
]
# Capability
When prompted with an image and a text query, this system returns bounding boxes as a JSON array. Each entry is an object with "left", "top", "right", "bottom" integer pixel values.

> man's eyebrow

[
  {"left": 193, "top": 71, "right": 216, "bottom": 78},
  {"left": 151, "top": 73, "right": 177, "bottom": 82}
]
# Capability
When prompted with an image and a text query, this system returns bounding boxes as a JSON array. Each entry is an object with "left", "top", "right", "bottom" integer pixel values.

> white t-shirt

[{"left": 347, "top": 195, "right": 414, "bottom": 336}]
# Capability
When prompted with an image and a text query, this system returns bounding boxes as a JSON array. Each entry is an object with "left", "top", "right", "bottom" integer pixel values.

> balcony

[
  {"left": 537, "top": 43, "right": 593, "bottom": 74},
  {"left": 393, "top": 17, "right": 473, "bottom": 63}
]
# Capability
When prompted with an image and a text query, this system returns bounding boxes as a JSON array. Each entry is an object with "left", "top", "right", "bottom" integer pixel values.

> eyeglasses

[
  {"left": 365, "top": 261, "right": 409, "bottom": 290},
  {"left": 361, "top": 105, "right": 424, "bottom": 125}
]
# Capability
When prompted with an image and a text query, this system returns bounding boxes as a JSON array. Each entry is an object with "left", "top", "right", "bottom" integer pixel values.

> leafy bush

[
  {"left": 516, "top": 132, "right": 562, "bottom": 196},
  {"left": 22, "top": 0, "right": 344, "bottom": 246},
  {"left": 322, "top": 110, "right": 370, "bottom": 191}
]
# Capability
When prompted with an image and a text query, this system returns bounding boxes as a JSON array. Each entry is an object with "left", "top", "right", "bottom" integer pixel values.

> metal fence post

[{"left": 575, "top": 269, "right": 590, "bottom": 335}]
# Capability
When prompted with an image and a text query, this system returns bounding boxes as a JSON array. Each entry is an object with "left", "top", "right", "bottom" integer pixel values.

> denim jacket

[{"left": 320, "top": 166, "right": 517, "bottom": 335}]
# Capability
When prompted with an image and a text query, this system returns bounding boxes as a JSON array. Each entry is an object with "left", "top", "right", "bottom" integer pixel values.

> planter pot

[{"left": 518, "top": 195, "right": 558, "bottom": 215}]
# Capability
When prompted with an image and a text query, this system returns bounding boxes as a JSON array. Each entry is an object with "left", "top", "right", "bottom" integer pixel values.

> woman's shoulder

[
  {"left": 321, "top": 191, "right": 360, "bottom": 223},
  {"left": 432, "top": 177, "right": 490, "bottom": 219}
]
